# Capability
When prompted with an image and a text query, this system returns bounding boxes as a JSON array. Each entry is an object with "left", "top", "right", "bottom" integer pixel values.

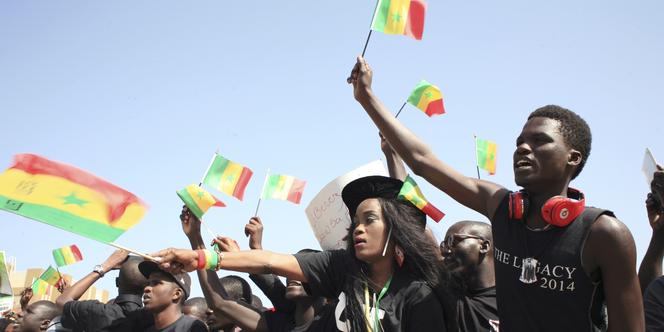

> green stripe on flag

[
  {"left": 371, "top": 0, "right": 392, "bottom": 32},
  {"left": 407, "top": 80, "right": 431, "bottom": 106},
  {"left": 177, "top": 189, "right": 205, "bottom": 220},
  {"left": 53, "top": 250, "right": 66, "bottom": 267},
  {"left": 262, "top": 175, "right": 281, "bottom": 199},
  {"left": 203, "top": 155, "right": 229, "bottom": 188},
  {"left": 0, "top": 195, "right": 125, "bottom": 243}
]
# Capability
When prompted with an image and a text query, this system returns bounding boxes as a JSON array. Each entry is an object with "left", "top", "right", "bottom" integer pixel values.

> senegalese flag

[
  {"left": 476, "top": 138, "right": 497, "bottom": 175},
  {"left": 202, "top": 154, "right": 253, "bottom": 201},
  {"left": 261, "top": 174, "right": 306, "bottom": 204},
  {"left": 398, "top": 175, "right": 444, "bottom": 222},
  {"left": 371, "top": 0, "right": 427, "bottom": 40},
  {"left": 407, "top": 80, "right": 445, "bottom": 117},
  {"left": 52, "top": 245, "right": 83, "bottom": 267},
  {"left": 177, "top": 184, "right": 225, "bottom": 220},
  {"left": 38, "top": 266, "right": 61, "bottom": 286},
  {"left": 0, "top": 154, "right": 148, "bottom": 243},
  {"left": 31, "top": 278, "right": 50, "bottom": 296}
]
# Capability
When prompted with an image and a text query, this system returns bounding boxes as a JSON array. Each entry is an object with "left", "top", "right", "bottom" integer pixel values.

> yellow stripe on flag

[
  {"left": 416, "top": 86, "right": 442, "bottom": 111},
  {"left": 384, "top": 0, "right": 410, "bottom": 35},
  {"left": 0, "top": 169, "right": 145, "bottom": 230},
  {"left": 185, "top": 185, "right": 216, "bottom": 212},
  {"left": 275, "top": 176, "right": 295, "bottom": 200},
  {"left": 218, "top": 162, "right": 243, "bottom": 196}
]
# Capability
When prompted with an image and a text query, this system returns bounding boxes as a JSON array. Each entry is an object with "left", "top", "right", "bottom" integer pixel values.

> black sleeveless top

[{"left": 491, "top": 192, "right": 610, "bottom": 331}]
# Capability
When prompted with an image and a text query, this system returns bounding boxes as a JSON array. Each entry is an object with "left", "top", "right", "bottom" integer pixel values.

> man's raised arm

[{"left": 348, "top": 56, "right": 507, "bottom": 218}]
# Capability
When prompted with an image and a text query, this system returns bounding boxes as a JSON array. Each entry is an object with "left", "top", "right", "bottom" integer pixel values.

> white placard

[
  {"left": 643, "top": 148, "right": 658, "bottom": 186},
  {"left": 305, "top": 161, "right": 387, "bottom": 250}
]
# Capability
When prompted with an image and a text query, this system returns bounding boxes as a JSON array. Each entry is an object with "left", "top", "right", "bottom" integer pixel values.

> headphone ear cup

[
  {"left": 509, "top": 192, "right": 526, "bottom": 221},
  {"left": 541, "top": 195, "right": 584, "bottom": 227}
]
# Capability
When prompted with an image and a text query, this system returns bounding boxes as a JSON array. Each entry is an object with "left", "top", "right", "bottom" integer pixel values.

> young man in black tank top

[{"left": 348, "top": 56, "right": 644, "bottom": 331}]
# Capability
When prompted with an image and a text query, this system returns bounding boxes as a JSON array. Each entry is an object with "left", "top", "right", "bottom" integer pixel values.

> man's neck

[
  {"left": 152, "top": 305, "right": 182, "bottom": 329},
  {"left": 525, "top": 183, "right": 570, "bottom": 228},
  {"left": 465, "top": 261, "right": 495, "bottom": 290}
]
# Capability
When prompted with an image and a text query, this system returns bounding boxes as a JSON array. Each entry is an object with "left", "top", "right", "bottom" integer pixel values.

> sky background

[{"left": 1, "top": 1, "right": 663, "bottom": 305}]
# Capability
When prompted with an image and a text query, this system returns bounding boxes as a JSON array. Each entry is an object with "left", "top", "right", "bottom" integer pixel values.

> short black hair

[
  {"left": 219, "top": 275, "right": 252, "bottom": 303},
  {"left": 528, "top": 105, "right": 592, "bottom": 179}
]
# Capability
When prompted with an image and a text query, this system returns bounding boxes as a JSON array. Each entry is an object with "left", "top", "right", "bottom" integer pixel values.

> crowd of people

[{"left": 2, "top": 57, "right": 664, "bottom": 331}]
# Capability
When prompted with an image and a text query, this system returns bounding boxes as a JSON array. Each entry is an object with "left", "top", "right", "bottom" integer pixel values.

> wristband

[
  {"left": 202, "top": 249, "right": 218, "bottom": 270},
  {"left": 196, "top": 250, "right": 206, "bottom": 270},
  {"left": 215, "top": 251, "right": 224, "bottom": 271}
]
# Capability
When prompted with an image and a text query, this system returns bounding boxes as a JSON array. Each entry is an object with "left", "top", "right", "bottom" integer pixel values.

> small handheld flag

[
  {"left": 202, "top": 154, "right": 253, "bottom": 201},
  {"left": 476, "top": 137, "right": 497, "bottom": 175},
  {"left": 398, "top": 175, "right": 444, "bottom": 222},
  {"left": 261, "top": 174, "right": 306, "bottom": 204},
  {"left": 406, "top": 80, "right": 445, "bottom": 117},
  {"left": 371, "top": 0, "right": 427, "bottom": 40},
  {"left": 52, "top": 245, "right": 83, "bottom": 267},
  {"left": 31, "top": 279, "right": 50, "bottom": 296},
  {"left": 177, "top": 184, "right": 225, "bottom": 220},
  {"left": 37, "top": 266, "right": 61, "bottom": 286}
]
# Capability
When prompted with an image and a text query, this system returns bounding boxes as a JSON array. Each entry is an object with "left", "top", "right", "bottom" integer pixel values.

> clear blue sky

[{"left": 1, "top": 1, "right": 663, "bottom": 304}]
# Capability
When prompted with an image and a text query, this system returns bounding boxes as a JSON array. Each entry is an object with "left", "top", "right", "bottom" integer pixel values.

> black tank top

[{"left": 491, "top": 192, "right": 610, "bottom": 331}]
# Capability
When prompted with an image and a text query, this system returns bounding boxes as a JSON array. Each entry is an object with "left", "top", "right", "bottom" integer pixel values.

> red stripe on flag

[
  {"left": 231, "top": 167, "right": 253, "bottom": 201},
  {"left": 70, "top": 245, "right": 83, "bottom": 261},
  {"left": 425, "top": 99, "right": 445, "bottom": 117},
  {"left": 404, "top": 0, "right": 427, "bottom": 40},
  {"left": 11, "top": 154, "right": 146, "bottom": 222},
  {"left": 422, "top": 203, "right": 445, "bottom": 222},
  {"left": 286, "top": 179, "right": 306, "bottom": 204}
]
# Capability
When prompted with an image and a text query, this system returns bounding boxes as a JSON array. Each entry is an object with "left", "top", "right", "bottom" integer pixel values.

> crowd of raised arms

[{"left": 4, "top": 57, "right": 664, "bottom": 332}]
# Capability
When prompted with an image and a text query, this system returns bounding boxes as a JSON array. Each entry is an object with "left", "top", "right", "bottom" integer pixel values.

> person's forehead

[
  {"left": 356, "top": 198, "right": 381, "bottom": 213},
  {"left": 521, "top": 117, "right": 561, "bottom": 136},
  {"left": 149, "top": 271, "right": 175, "bottom": 283}
]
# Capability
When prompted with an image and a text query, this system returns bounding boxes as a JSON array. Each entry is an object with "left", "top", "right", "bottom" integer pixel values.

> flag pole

[
  {"left": 254, "top": 169, "right": 270, "bottom": 217},
  {"left": 361, "top": 0, "right": 380, "bottom": 57},
  {"left": 107, "top": 242, "right": 160, "bottom": 262},
  {"left": 473, "top": 134, "right": 481, "bottom": 180},
  {"left": 394, "top": 101, "right": 408, "bottom": 118},
  {"left": 196, "top": 150, "right": 220, "bottom": 239}
]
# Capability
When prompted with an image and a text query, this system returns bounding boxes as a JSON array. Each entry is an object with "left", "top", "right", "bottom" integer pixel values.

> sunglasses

[{"left": 441, "top": 234, "right": 484, "bottom": 250}]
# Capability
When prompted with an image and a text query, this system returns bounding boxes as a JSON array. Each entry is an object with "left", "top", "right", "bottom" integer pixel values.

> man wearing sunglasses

[{"left": 441, "top": 221, "right": 498, "bottom": 332}]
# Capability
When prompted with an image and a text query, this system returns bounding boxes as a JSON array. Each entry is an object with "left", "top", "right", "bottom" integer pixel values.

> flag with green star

[
  {"left": 371, "top": 0, "right": 427, "bottom": 40},
  {"left": 0, "top": 154, "right": 147, "bottom": 242},
  {"left": 407, "top": 79, "right": 445, "bottom": 116},
  {"left": 177, "top": 184, "right": 225, "bottom": 220},
  {"left": 476, "top": 137, "right": 498, "bottom": 175}
]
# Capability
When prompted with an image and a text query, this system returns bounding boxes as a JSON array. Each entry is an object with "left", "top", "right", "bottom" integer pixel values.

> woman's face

[{"left": 352, "top": 198, "right": 390, "bottom": 263}]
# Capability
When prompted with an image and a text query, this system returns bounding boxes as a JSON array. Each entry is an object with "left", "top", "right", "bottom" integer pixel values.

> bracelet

[
  {"left": 196, "top": 250, "right": 206, "bottom": 270},
  {"left": 215, "top": 251, "right": 224, "bottom": 271},
  {"left": 202, "top": 249, "right": 218, "bottom": 270}
]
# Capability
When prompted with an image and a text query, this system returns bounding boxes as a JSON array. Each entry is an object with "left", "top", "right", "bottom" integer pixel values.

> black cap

[
  {"left": 139, "top": 261, "right": 191, "bottom": 301},
  {"left": 342, "top": 176, "right": 405, "bottom": 217}
]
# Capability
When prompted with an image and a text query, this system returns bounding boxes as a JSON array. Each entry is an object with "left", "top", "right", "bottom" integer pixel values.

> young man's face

[
  {"left": 284, "top": 279, "right": 309, "bottom": 300},
  {"left": 513, "top": 117, "right": 575, "bottom": 189},
  {"left": 143, "top": 271, "right": 180, "bottom": 312}
]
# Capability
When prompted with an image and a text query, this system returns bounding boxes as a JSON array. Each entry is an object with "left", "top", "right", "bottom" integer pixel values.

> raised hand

[
  {"left": 211, "top": 236, "right": 240, "bottom": 252},
  {"left": 348, "top": 56, "right": 373, "bottom": 103},
  {"left": 150, "top": 248, "right": 198, "bottom": 273},
  {"left": 102, "top": 249, "right": 129, "bottom": 271},
  {"left": 245, "top": 217, "right": 264, "bottom": 250},
  {"left": 180, "top": 205, "right": 201, "bottom": 238}
]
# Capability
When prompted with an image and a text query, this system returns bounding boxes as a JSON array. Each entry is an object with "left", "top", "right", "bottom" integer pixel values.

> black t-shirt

[
  {"left": 294, "top": 249, "right": 446, "bottom": 332},
  {"left": 263, "top": 302, "right": 337, "bottom": 332},
  {"left": 145, "top": 315, "right": 208, "bottom": 332},
  {"left": 454, "top": 286, "right": 499, "bottom": 332},
  {"left": 645, "top": 275, "right": 664, "bottom": 331},
  {"left": 491, "top": 194, "right": 609, "bottom": 331},
  {"left": 61, "top": 293, "right": 145, "bottom": 332}
]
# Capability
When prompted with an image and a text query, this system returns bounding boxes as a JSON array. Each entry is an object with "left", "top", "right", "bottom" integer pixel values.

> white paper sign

[
  {"left": 305, "top": 161, "right": 387, "bottom": 250},
  {"left": 643, "top": 148, "right": 658, "bottom": 186}
]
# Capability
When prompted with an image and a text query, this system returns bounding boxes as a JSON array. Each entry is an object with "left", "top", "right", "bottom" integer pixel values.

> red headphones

[{"left": 508, "top": 188, "right": 585, "bottom": 227}]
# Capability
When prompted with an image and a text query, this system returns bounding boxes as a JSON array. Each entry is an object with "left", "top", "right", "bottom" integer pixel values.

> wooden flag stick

[
  {"left": 108, "top": 242, "right": 160, "bottom": 262},
  {"left": 473, "top": 134, "right": 481, "bottom": 180},
  {"left": 395, "top": 101, "right": 408, "bottom": 118},
  {"left": 196, "top": 149, "right": 221, "bottom": 239},
  {"left": 361, "top": 0, "right": 381, "bottom": 57},
  {"left": 254, "top": 169, "right": 270, "bottom": 217}
]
